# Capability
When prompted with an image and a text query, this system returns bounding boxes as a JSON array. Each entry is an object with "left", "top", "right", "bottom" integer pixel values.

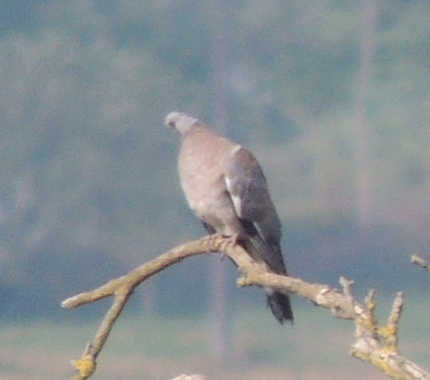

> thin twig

[
  {"left": 411, "top": 254, "right": 430, "bottom": 272},
  {"left": 64, "top": 238, "right": 220, "bottom": 380}
]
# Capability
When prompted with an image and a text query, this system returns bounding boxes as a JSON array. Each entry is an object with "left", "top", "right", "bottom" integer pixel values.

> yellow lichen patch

[
  {"left": 381, "top": 342, "right": 398, "bottom": 355},
  {"left": 71, "top": 354, "right": 97, "bottom": 378},
  {"left": 379, "top": 324, "right": 399, "bottom": 354},
  {"left": 379, "top": 323, "right": 396, "bottom": 338},
  {"left": 371, "top": 355, "right": 403, "bottom": 380}
]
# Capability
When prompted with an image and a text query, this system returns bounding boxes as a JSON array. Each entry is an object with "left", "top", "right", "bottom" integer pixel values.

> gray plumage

[{"left": 165, "top": 111, "right": 293, "bottom": 324}]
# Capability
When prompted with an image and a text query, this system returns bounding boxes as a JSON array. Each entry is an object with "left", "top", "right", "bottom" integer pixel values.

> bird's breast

[{"left": 178, "top": 147, "right": 243, "bottom": 235}]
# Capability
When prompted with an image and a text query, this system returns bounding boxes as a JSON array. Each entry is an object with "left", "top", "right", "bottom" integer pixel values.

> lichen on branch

[{"left": 62, "top": 235, "right": 430, "bottom": 380}]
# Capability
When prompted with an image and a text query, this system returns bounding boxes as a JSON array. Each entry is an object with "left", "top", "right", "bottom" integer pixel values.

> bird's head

[{"left": 165, "top": 111, "right": 199, "bottom": 136}]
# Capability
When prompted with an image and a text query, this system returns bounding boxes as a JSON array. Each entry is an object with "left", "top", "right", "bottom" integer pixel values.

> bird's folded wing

[{"left": 224, "top": 146, "right": 286, "bottom": 274}]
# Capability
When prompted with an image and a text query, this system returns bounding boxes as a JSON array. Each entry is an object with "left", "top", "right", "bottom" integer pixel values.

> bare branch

[
  {"left": 411, "top": 254, "right": 430, "bottom": 272},
  {"left": 171, "top": 375, "right": 207, "bottom": 380},
  {"left": 63, "top": 235, "right": 430, "bottom": 380},
  {"left": 63, "top": 238, "right": 220, "bottom": 380}
]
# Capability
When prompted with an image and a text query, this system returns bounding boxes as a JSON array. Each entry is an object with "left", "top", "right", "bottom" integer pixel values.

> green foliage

[{"left": 0, "top": 0, "right": 430, "bottom": 318}]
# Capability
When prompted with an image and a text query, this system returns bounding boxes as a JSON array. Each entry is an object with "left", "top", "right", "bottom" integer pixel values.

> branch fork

[{"left": 63, "top": 236, "right": 430, "bottom": 380}]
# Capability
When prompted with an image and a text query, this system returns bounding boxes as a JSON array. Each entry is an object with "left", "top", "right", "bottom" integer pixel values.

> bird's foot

[
  {"left": 202, "top": 233, "right": 224, "bottom": 252},
  {"left": 218, "top": 233, "right": 239, "bottom": 260},
  {"left": 203, "top": 233, "right": 239, "bottom": 260}
]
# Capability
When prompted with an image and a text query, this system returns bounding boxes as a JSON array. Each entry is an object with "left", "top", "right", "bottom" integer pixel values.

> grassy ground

[{"left": 1, "top": 296, "right": 430, "bottom": 380}]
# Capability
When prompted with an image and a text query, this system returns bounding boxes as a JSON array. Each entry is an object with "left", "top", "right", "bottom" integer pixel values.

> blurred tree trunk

[
  {"left": 210, "top": 0, "right": 232, "bottom": 365},
  {"left": 354, "top": 0, "right": 379, "bottom": 228},
  {"left": 142, "top": 278, "right": 156, "bottom": 316}
]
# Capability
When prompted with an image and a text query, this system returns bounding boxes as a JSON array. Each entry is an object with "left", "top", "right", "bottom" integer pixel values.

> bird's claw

[
  {"left": 203, "top": 233, "right": 239, "bottom": 259},
  {"left": 218, "top": 233, "right": 239, "bottom": 260}
]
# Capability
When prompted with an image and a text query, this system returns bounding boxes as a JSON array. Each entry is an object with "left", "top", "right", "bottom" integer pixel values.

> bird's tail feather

[
  {"left": 242, "top": 234, "right": 294, "bottom": 324},
  {"left": 266, "top": 290, "right": 294, "bottom": 324}
]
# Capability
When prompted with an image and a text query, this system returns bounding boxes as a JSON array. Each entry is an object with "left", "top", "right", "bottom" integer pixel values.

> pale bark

[{"left": 63, "top": 235, "right": 430, "bottom": 380}]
